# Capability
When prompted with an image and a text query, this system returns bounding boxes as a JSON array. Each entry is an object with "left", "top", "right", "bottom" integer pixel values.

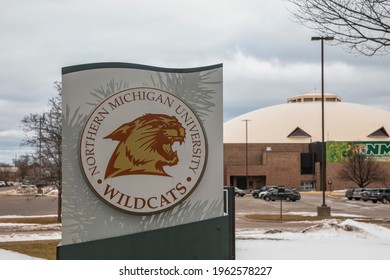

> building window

[
  {"left": 368, "top": 127, "right": 389, "bottom": 138},
  {"left": 301, "top": 181, "right": 315, "bottom": 191},
  {"left": 300, "top": 153, "right": 314, "bottom": 174},
  {"left": 288, "top": 127, "right": 311, "bottom": 138}
]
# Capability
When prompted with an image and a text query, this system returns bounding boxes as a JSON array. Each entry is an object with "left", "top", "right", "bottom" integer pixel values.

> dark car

[
  {"left": 234, "top": 187, "right": 246, "bottom": 197},
  {"left": 377, "top": 188, "right": 390, "bottom": 204},
  {"left": 258, "top": 187, "right": 278, "bottom": 199},
  {"left": 360, "top": 188, "right": 390, "bottom": 203},
  {"left": 345, "top": 188, "right": 355, "bottom": 200},
  {"left": 263, "top": 188, "right": 301, "bottom": 202},
  {"left": 361, "top": 188, "right": 381, "bottom": 203},
  {"left": 362, "top": 188, "right": 390, "bottom": 203}
]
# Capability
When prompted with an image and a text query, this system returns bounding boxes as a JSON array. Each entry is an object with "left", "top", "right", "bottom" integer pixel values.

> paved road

[
  {"left": 1, "top": 187, "right": 389, "bottom": 230},
  {"left": 235, "top": 192, "right": 390, "bottom": 230},
  {"left": 0, "top": 187, "right": 58, "bottom": 216}
]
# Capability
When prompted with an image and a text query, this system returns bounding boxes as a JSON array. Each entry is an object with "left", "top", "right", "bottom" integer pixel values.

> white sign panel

[{"left": 62, "top": 63, "right": 223, "bottom": 245}]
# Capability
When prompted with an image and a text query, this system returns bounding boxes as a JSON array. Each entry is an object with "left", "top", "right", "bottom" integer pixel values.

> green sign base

[{"left": 57, "top": 215, "right": 233, "bottom": 260}]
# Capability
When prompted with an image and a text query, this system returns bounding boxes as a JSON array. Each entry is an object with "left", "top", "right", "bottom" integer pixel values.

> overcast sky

[{"left": 1, "top": 0, "right": 389, "bottom": 165}]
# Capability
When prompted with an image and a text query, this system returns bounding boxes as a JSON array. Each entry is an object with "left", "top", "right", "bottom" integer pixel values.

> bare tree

[
  {"left": 14, "top": 155, "right": 33, "bottom": 180},
  {"left": 338, "top": 153, "right": 384, "bottom": 187},
  {"left": 0, "top": 163, "right": 11, "bottom": 182},
  {"left": 21, "top": 82, "right": 62, "bottom": 222},
  {"left": 381, "top": 171, "right": 390, "bottom": 187},
  {"left": 287, "top": 0, "right": 390, "bottom": 56}
]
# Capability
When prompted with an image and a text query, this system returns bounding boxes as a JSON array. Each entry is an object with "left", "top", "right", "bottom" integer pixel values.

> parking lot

[
  {"left": 0, "top": 185, "right": 58, "bottom": 216},
  {"left": 1, "top": 185, "right": 390, "bottom": 231},
  {"left": 235, "top": 192, "right": 390, "bottom": 230}
]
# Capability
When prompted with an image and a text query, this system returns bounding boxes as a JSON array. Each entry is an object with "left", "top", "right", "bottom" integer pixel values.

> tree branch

[{"left": 286, "top": 0, "right": 390, "bottom": 55}]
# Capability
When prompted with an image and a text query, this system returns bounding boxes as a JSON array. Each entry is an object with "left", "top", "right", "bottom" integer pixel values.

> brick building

[
  {"left": 223, "top": 93, "right": 390, "bottom": 191},
  {"left": 0, "top": 166, "right": 19, "bottom": 181}
]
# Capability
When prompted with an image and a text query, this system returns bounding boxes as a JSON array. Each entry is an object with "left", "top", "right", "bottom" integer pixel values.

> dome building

[{"left": 223, "top": 93, "right": 390, "bottom": 190}]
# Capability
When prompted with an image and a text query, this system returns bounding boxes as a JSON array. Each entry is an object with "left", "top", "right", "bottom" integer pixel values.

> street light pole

[
  {"left": 311, "top": 36, "right": 333, "bottom": 212},
  {"left": 39, "top": 113, "right": 45, "bottom": 179},
  {"left": 242, "top": 119, "right": 251, "bottom": 190}
]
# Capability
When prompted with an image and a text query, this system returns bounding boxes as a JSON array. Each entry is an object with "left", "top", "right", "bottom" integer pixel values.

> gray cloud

[{"left": 1, "top": 0, "right": 389, "bottom": 164}]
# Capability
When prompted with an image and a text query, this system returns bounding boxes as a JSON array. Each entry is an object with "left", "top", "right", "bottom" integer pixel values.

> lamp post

[
  {"left": 311, "top": 36, "right": 333, "bottom": 214},
  {"left": 242, "top": 119, "right": 251, "bottom": 189},
  {"left": 39, "top": 113, "right": 45, "bottom": 179}
]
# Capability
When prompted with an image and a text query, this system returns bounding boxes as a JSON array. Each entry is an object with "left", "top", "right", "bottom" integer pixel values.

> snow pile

[
  {"left": 0, "top": 249, "right": 42, "bottom": 260},
  {"left": 1, "top": 186, "right": 58, "bottom": 197},
  {"left": 0, "top": 220, "right": 61, "bottom": 243},
  {"left": 1, "top": 219, "right": 389, "bottom": 260},
  {"left": 236, "top": 219, "right": 390, "bottom": 260},
  {"left": 0, "top": 222, "right": 60, "bottom": 232},
  {"left": 0, "top": 219, "right": 61, "bottom": 260},
  {"left": 0, "top": 231, "right": 60, "bottom": 243}
]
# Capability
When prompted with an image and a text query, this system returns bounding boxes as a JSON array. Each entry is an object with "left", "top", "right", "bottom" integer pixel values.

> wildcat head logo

[
  {"left": 104, "top": 114, "right": 186, "bottom": 179},
  {"left": 79, "top": 87, "right": 207, "bottom": 215}
]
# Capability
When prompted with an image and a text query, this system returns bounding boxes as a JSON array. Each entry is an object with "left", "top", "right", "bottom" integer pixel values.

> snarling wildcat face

[{"left": 104, "top": 113, "right": 186, "bottom": 179}]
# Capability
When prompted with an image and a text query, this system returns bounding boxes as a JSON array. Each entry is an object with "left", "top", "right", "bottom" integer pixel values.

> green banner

[{"left": 327, "top": 141, "right": 390, "bottom": 163}]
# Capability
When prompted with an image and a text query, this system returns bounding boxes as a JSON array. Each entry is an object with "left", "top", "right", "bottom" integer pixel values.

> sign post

[
  {"left": 278, "top": 187, "right": 285, "bottom": 219},
  {"left": 57, "top": 62, "right": 230, "bottom": 259}
]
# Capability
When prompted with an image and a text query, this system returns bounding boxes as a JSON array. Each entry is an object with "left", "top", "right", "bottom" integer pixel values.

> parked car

[
  {"left": 0, "top": 181, "right": 6, "bottom": 187},
  {"left": 33, "top": 180, "right": 46, "bottom": 188},
  {"left": 251, "top": 186, "right": 276, "bottom": 198},
  {"left": 351, "top": 188, "right": 367, "bottom": 200},
  {"left": 258, "top": 187, "right": 277, "bottom": 199},
  {"left": 251, "top": 188, "right": 262, "bottom": 198},
  {"left": 377, "top": 188, "right": 390, "bottom": 204},
  {"left": 363, "top": 188, "right": 390, "bottom": 204},
  {"left": 263, "top": 188, "right": 301, "bottom": 202},
  {"left": 234, "top": 187, "right": 246, "bottom": 197},
  {"left": 361, "top": 188, "right": 381, "bottom": 203},
  {"left": 345, "top": 188, "right": 355, "bottom": 200},
  {"left": 20, "top": 180, "right": 36, "bottom": 188}
]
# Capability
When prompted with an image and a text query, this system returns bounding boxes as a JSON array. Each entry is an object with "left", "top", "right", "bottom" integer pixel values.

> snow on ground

[
  {"left": 0, "top": 215, "right": 61, "bottom": 259},
  {"left": 236, "top": 219, "right": 390, "bottom": 260},
  {"left": 0, "top": 229, "right": 61, "bottom": 243},
  {"left": 287, "top": 211, "right": 366, "bottom": 217},
  {"left": 0, "top": 249, "right": 42, "bottom": 260},
  {"left": 0, "top": 185, "right": 58, "bottom": 197},
  {"left": 0, "top": 216, "right": 61, "bottom": 243},
  {"left": 1, "top": 218, "right": 389, "bottom": 260}
]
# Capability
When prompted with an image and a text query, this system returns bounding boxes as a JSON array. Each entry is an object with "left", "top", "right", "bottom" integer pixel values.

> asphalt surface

[
  {"left": 1, "top": 187, "right": 389, "bottom": 231},
  {"left": 235, "top": 192, "right": 390, "bottom": 230},
  {"left": 0, "top": 186, "right": 58, "bottom": 216}
]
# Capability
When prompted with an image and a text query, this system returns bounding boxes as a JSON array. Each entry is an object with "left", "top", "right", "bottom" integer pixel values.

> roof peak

[{"left": 287, "top": 92, "right": 341, "bottom": 103}]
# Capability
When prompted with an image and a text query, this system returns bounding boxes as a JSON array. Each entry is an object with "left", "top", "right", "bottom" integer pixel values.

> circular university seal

[{"left": 79, "top": 87, "right": 207, "bottom": 214}]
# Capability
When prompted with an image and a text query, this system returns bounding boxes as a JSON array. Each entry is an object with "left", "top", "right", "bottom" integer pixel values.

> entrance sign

[
  {"left": 79, "top": 87, "right": 207, "bottom": 214},
  {"left": 327, "top": 141, "right": 390, "bottom": 162},
  {"left": 60, "top": 63, "right": 224, "bottom": 251}
]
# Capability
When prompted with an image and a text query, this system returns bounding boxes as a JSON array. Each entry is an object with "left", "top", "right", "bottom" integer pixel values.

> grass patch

[
  {"left": 246, "top": 214, "right": 343, "bottom": 221},
  {"left": 0, "top": 240, "right": 58, "bottom": 260},
  {"left": 245, "top": 214, "right": 390, "bottom": 225},
  {"left": 0, "top": 216, "right": 58, "bottom": 224},
  {"left": 0, "top": 216, "right": 60, "bottom": 259}
]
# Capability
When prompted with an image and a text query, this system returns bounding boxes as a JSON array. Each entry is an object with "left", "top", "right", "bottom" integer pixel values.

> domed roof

[{"left": 224, "top": 93, "right": 390, "bottom": 143}]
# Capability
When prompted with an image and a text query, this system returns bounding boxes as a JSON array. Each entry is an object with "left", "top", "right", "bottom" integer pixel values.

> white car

[
  {"left": 20, "top": 181, "right": 36, "bottom": 188},
  {"left": 234, "top": 187, "right": 246, "bottom": 197},
  {"left": 0, "top": 181, "right": 6, "bottom": 187},
  {"left": 259, "top": 187, "right": 277, "bottom": 199}
]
